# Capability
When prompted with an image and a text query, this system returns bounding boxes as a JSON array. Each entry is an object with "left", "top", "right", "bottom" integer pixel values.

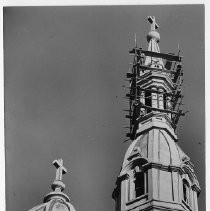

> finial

[
  {"left": 147, "top": 16, "right": 160, "bottom": 43},
  {"left": 44, "top": 159, "right": 70, "bottom": 203},
  {"left": 51, "top": 158, "right": 67, "bottom": 192}
]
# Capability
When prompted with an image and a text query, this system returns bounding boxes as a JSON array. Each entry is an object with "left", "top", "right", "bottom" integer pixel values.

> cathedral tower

[
  {"left": 112, "top": 17, "right": 200, "bottom": 211},
  {"left": 28, "top": 159, "right": 76, "bottom": 211}
]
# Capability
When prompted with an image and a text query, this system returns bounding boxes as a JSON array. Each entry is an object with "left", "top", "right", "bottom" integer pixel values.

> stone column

[
  {"left": 158, "top": 88, "right": 164, "bottom": 109},
  {"left": 166, "top": 96, "right": 172, "bottom": 119},
  {"left": 140, "top": 91, "right": 146, "bottom": 115}
]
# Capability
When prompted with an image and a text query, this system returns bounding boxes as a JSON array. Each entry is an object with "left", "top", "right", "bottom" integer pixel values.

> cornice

[
  {"left": 115, "top": 161, "right": 200, "bottom": 194},
  {"left": 135, "top": 115, "right": 178, "bottom": 141}
]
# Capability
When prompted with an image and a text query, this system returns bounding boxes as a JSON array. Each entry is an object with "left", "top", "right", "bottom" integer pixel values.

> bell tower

[{"left": 112, "top": 17, "right": 201, "bottom": 211}]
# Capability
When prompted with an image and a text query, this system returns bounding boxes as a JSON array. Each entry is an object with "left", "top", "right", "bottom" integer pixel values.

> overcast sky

[{"left": 4, "top": 5, "right": 205, "bottom": 211}]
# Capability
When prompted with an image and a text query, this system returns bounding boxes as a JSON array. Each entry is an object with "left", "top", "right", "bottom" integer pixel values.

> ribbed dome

[
  {"left": 121, "top": 128, "right": 189, "bottom": 174},
  {"left": 28, "top": 198, "right": 76, "bottom": 211}
]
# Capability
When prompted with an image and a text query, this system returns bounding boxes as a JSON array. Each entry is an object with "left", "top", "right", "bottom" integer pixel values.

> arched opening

[
  {"left": 134, "top": 171, "right": 145, "bottom": 198},
  {"left": 145, "top": 91, "right": 152, "bottom": 113},
  {"left": 163, "top": 93, "right": 167, "bottom": 109},
  {"left": 126, "top": 159, "right": 149, "bottom": 202}
]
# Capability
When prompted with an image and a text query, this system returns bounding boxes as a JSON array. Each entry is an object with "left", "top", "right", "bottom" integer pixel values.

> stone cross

[
  {"left": 147, "top": 16, "right": 159, "bottom": 31},
  {"left": 53, "top": 159, "right": 67, "bottom": 181}
]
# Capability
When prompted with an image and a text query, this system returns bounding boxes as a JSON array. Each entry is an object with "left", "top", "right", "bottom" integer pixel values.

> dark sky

[{"left": 4, "top": 5, "right": 205, "bottom": 211}]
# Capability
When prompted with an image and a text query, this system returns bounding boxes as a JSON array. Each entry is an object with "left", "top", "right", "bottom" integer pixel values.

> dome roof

[
  {"left": 120, "top": 128, "right": 190, "bottom": 175},
  {"left": 28, "top": 198, "right": 76, "bottom": 211}
]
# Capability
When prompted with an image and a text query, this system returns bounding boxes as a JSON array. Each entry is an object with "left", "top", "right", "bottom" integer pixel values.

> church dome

[
  {"left": 28, "top": 197, "right": 76, "bottom": 211},
  {"left": 120, "top": 128, "right": 190, "bottom": 175}
]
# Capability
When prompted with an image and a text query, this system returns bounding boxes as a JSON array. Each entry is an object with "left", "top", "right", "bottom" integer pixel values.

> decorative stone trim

[
  {"left": 127, "top": 152, "right": 141, "bottom": 161},
  {"left": 138, "top": 72, "right": 175, "bottom": 90},
  {"left": 126, "top": 199, "right": 184, "bottom": 211},
  {"left": 44, "top": 191, "right": 70, "bottom": 203},
  {"left": 48, "top": 199, "right": 71, "bottom": 211},
  {"left": 182, "top": 199, "right": 192, "bottom": 211},
  {"left": 112, "top": 173, "right": 130, "bottom": 199},
  {"left": 135, "top": 116, "right": 178, "bottom": 141},
  {"left": 191, "top": 184, "right": 201, "bottom": 194},
  {"left": 126, "top": 194, "right": 148, "bottom": 205},
  {"left": 142, "top": 162, "right": 183, "bottom": 174}
]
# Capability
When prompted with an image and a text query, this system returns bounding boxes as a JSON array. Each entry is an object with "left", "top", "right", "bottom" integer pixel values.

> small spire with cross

[
  {"left": 51, "top": 158, "right": 67, "bottom": 192},
  {"left": 147, "top": 16, "right": 159, "bottom": 31}
]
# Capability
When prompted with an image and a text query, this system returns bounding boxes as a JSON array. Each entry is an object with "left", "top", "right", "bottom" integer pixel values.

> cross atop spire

[
  {"left": 53, "top": 158, "right": 67, "bottom": 182},
  {"left": 148, "top": 16, "right": 159, "bottom": 31},
  {"left": 44, "top": 159, "right": 71, "bottom": 202}
]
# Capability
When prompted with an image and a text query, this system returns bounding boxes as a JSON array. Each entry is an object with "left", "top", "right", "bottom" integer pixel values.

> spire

[
  {"left": 145, "top": 16, "right": 164, "bottom": 68},
  {"left": 125, "top": 16, "right": 185, "bottom": 140},
  {"left": 113, "top": 16, "right": 200, "bottom": 211}
]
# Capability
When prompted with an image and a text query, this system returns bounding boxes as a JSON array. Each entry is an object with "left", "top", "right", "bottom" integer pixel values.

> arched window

[
  {"left": 183, "top": 179, "right": 190, "bottom": 205},
  {"left": 163, "top": 94, "right": 167, "bottom": 110},
  {"left": 134, "top": 171, "right": 147, "bottom": 198},
  {"left": 145, "top": 91, "right": 151, "bottom": 113},
  {"left": 127, "top": 160, "right": 148, "bottom": 202},
  {"left": 135, "top": 172, "right": 144, "bottom": 197}
]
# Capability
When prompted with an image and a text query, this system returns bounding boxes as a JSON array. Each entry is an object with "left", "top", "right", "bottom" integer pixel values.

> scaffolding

[{"left": 124, "top": 46, "right": 186, "bottom": 141}]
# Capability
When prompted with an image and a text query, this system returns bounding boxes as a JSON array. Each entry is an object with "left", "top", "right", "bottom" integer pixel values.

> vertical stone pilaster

[
  {"left": 120, "top": 180, "right": 127, "bottom": 211},
  {"left": 178, "top": 174, "right": 183, "bottom": 203},
  {"left": 172, "top": 171, "right": 179, "bottom": 202},
  {"left": 153, "top": 129, "right": 159, "bottom": 163},
  {"left": 129, "top": 177, "right": 135, "bottom": 201},
  {"left": 193, "top": 191, "right": 198, "bottom": 211},
  {"left": 151, "top": 168, "right": 159, "bottom": 200},
  {"left": 166, "top": 96, "right": 172, "bottom": 119}
]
